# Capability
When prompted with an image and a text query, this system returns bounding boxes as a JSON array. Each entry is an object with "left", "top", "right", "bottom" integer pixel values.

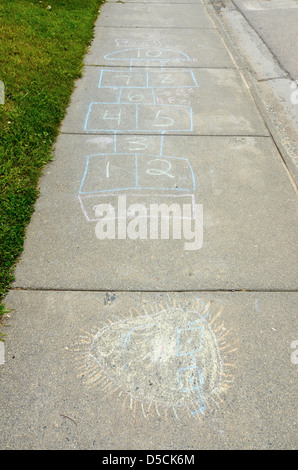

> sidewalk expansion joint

[
  {"left": 84, "top": 65, "right": 239, "bottom": 70},
  {"left": 60, "top": 132, "right": 272, "bottom": 138},
  {"left": 97, "top": 26, "right": 217, "bottom": 30},
  {"left": 10, "top": 287, "right": 298, "bottom": 294}
]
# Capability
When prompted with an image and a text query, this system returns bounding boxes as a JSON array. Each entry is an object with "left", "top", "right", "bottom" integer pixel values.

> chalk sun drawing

[{"left": 76, "top": 298, "right": 236, "bottom": 420}]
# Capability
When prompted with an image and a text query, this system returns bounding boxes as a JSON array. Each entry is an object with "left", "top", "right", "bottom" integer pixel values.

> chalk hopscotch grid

[
  {"left": 97, "top": 70, "right": 199, "bottom": 88},
  {"left": 78, "top": 153, "right": 196, "bottom": 195},
  {"left": 84, "top": 65, "right": 198, "bottom": 132},
  {"left": 103, "top": 48, "right": 194, "bottom": 69},
  {"left": 84, "top": 103, "right": 194, "bottom": 133},
  {"left": 79, "top": 47, "right": 201, "bottom": 224},
  {"left": 78, "top": 193, "right": 197, "bottom": 222}
]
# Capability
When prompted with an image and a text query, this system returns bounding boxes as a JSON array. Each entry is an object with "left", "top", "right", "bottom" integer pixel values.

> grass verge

[{"left": 0, "top": 0, "right": 104, "bottom": 317}]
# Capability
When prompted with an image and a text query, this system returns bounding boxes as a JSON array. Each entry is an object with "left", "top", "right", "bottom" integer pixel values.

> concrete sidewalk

[{"left": 0, "top": 0, "right": 297, "bottom": 450}]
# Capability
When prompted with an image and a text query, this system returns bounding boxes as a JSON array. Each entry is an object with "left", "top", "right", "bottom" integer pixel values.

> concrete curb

[{"left": 205, "top": 0, "right": 298, "bottom": 189}]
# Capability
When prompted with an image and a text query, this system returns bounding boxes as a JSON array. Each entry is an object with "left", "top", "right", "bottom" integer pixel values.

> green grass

[{"left": 0, "top": 0, "right": 104, "bottom": 313}]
